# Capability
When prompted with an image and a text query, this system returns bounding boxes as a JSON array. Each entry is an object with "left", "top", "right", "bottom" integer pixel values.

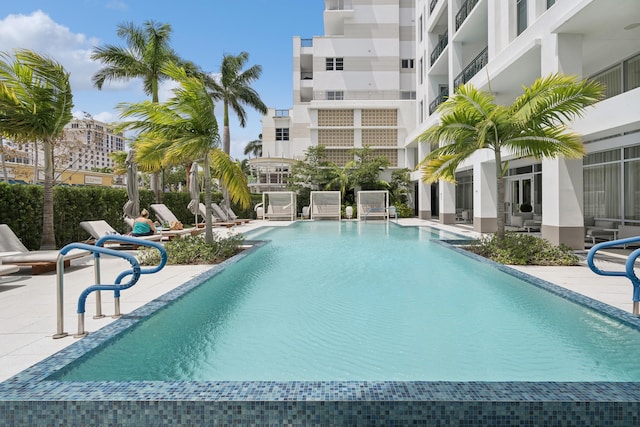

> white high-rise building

[
  {"left": 259, "top": 0, "right": 416, "bottom": 189},
  {"left": 261, "top": 0, "right": 640, "bottom": 249}
]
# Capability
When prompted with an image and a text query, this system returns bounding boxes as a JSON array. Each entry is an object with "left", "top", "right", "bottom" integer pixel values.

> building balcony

[
  {"left": 455, "top": 0, "right": 480, "bottom": 31},
  {"left": 430, "top": 34, "right": 448, "bottom": 66},
  {"left": 454, "top": 47, "right": 488, "bottom": 88},
  {"left": 429, "top": 89, "right": 449, "bottom": 115}
]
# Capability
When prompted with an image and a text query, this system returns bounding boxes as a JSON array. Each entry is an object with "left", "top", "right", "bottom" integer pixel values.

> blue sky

[{"left": 0, "top": 1, "right": 325, "bottom": 159}]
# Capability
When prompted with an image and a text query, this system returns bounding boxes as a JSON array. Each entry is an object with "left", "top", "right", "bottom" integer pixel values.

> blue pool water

[{"left": 54, "top": 222, "right": 640, "bottom": 382}]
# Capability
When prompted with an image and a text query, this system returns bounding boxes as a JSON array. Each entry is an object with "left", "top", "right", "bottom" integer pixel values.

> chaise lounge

[
  {"left": 80, "top": 220, "right": 162, "bottom": 247},
  {"left": 0, "top": 224, "right": 89, "bottom": 274},
  {"left": 149, "top": 204, "right": 205, "bottom": 239}
]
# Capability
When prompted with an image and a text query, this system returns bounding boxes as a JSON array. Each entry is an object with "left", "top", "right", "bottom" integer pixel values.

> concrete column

[
  {"left": 474, "top": 161, "right": 498, "bottom": 233},
  {"left": 539, "top": 33, "right": 585, "bottom": 249},
  {"left": 418, "top": 180, "right": 432, "bottom": 219},
  {"left": 440, "top": 181, "right": 456, "bottom": 224}
]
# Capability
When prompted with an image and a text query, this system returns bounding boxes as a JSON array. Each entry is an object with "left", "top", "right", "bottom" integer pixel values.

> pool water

[{"left": 54, "top": 222, "right": 640, "bottom": 382}]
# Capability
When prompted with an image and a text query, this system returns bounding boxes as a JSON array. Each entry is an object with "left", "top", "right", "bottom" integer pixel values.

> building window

[
  {"left": 546, "top": 0, "right": 555, "bottom": 8},
  {"left": 419, "top": 58, "right": 423, "bottom": 84},
  {"left": 326, "top": 91, "right": 344, "bottom": 100},
  {"left": 326, "top": 57, "right": 344, "bottom": 71},
  {"left": 517, "top": 0, "right": 528, "bottom": 36},
  {"left": 400, "top": 91, "right": 416, "bottom": 100},
  {"left": 275, "top": 128, "right": 290, "bottom": 141},
  {"left": 418, "top": 15, "right": 423, "bottom": 42},
  {"left": 401, "top": 59, "right": 415, "bottom": 69}
]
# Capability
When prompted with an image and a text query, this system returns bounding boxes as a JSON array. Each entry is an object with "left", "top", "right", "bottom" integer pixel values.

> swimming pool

[
  {"left": 53, "top": 221, "right": 640, "bottom": 382},
  {"left": 2, "top": 222, "right": 640, "bottom": 425}
]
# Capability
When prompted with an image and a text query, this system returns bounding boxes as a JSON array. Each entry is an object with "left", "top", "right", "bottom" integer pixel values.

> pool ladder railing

[
  {"left": 363, "top": 206, "right": 398, "bottom": 222},
  {"left": 587, "top": 236, "right": 640, "bottom": 315},
  {"left": 54, "top": 235, "right": 167, "bottom": 339}
]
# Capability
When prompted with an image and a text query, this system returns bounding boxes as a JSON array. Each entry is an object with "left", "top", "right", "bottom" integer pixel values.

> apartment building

[
  {"left": 259, "top": 0, "right": 416, "bottom": 186},
  {"left": 260, "top": 0, "right": 640, "bottom": 249}
]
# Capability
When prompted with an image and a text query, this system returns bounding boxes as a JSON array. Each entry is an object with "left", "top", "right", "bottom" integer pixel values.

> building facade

[
  {"left": 261, "top": 0, "right": 640, "bottom": 249},
  {"left": 1, "top": 118, "right": 125, "bottom": 186}
]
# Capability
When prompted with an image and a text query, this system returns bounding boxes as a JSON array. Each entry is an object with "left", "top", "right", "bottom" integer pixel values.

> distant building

[{"left": 0, "top": 118, "right": 125, "bottom": 186}]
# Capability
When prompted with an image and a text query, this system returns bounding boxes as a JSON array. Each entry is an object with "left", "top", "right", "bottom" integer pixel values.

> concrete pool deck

[{"left": 0, "top": 217, "right": 636, "bottom": 383}]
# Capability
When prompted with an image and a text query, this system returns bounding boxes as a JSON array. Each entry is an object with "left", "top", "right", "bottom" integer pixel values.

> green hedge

[{"left": 0, "top": 182, "right": 262, "bottom": 250}]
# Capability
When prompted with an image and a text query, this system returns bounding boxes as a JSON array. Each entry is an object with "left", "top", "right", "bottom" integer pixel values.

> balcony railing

[
  {"left": 429, "top": 0, "right": 439, "bottom": 14},
  {"left": 454, "top": 47, "right": 488, "bottom": 88},
  {"left": 455, "top": 0, "right": 480, "bottom": 30},
  {"left": 300, "top": 72, "right": 313, "bottom": 80},
  {"left": 430, "top": 33, "right": 448, "bottom": 66},
  {"left": 300, "top": 38, "right": 313, "bottom": 47},
  {"left": 429, "top": 89, "right": 449, "bottom": 115},
  {"left": 274, "top": 110, "right": 289, "bottom": 118}
]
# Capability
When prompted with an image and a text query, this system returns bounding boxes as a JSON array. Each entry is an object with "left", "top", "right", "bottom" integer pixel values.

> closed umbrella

[
  {"left": 187, "top": 162, "right": 200, "bottom": 225},
  {"left": 123, "top": 150, "right": 139, "bottom": 219}
]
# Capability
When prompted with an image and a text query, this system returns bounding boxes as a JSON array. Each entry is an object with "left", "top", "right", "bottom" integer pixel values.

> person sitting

[{"left": 131, "top": 209, "right": 157, "bottom": 236}]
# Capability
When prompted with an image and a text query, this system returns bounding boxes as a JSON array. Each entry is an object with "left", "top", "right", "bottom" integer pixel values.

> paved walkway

[{"left": 0, "top": 219, "right": 635, "bottom": 382}]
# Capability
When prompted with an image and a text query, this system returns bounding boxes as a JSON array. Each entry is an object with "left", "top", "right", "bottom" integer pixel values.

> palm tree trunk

[
  {"left": 495, "top": 147, "right": 505, "bottom": 239},
  {"left": 203, "top": 152, "right": 213, "bottom": 244},
  {"left": 0, "top": 137, "right": 8, "bottom": 182},
  {"left": 222, "top": 103, "right": 231, "bottom": 210},
  {"left": 32, "top": 142, "right": 38, "bottom": 184},
  {"left": 41, "top": 139, "right": 56, "bottom": 249}
]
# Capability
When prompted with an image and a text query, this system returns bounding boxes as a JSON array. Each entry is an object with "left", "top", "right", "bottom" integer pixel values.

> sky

[{"left": 0, "top": 0, "right": 325, "bottom": 160}]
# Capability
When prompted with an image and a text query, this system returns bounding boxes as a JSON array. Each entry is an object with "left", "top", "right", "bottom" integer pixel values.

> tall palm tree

[
  {"left": 419, "top": 73, "right": 604, "bottom": 239},
  {"left": 91, "top": 20, "right": 191, "bottom": 202},
  {"left": 117, "top": 63, "right": 250, "bottom": 243},
  {"left": 0, "top": 49, "right": 74, "bottom": 249},
  {"left": 205, "top": 52, "right": 268, "bottom": 156},
  {"left": 244, "top": 133, "right": 262, "bottom": 158}
]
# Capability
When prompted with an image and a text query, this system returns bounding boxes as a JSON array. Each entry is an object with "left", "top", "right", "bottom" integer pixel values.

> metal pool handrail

[
  {"left": 587, "top": 236, "right": 640, "bottom": 315},
  {"left": 54, "top": 236, "right": 167, "bottom": 339}
]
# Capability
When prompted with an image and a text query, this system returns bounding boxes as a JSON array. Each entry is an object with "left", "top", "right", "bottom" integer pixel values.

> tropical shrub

[
  {"left": 138, "top": 234, "right": 245, "bottom": 265},
  {"left": 467, "top": 232, "right": 579, "bottom": 266}
]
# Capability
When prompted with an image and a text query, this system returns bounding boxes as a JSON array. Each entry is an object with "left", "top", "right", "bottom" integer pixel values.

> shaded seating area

[
  {"left": 261, "top": 191, "right": 296, "bottom": 221},
  {"left": 357, "top": 190, "right": 389, "bottom": 220},
  {"left": 310, "top": 191, "right": 342, "bottom": 220},
  {"left": 511, "top": 212, "right": 542, "bottom": 232},
  {"left": 0, "top": 224, "right": 88, "bottom": 274}
]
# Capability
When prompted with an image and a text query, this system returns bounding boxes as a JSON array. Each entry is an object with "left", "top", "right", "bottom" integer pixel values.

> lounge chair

[
  {"left": 584, "top": 216, "right": 618, "bottom": 244},
  {"left": 219, "top": 203, "right": 251, "bottom": 224},
  {"left": 149, "top": 204, "right": 204, "bottom": 239},
  {"left": 0, "top": 224, "right": 89, "bottom": 274},
  {"left": 0, "top": 259, "right": 19, "bottom": 276},
  {"left": 80, "top": 220, "right": 162, "bottom": 247},
  {"left": 198, "top": 203, "right": 237, "bottom": 228}
]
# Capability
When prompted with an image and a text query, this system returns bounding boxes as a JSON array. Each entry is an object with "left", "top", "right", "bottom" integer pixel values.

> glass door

[{"left": 506, "top": 175, "right": 533, "bottom": 225}]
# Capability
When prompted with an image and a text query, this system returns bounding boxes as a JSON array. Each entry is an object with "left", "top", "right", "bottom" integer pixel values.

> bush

[
  {"left": 467, "top": 232, "right": 579, "bottom": 266},
  {"left": 138, "top": 234, "right": 245, "bottom": 265}
]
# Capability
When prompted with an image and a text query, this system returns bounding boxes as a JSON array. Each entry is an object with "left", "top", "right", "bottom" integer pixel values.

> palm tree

[
  {"left": 117, "top": 63, "right": 250, "bottom": 243},
  {"left": 244, "top": 134, "right": 262, "bottom": 158},
  {"left": 91, "top": 20, "right": 191, "bottom": 202},
  {"left": 419, "top": 73, "right": 604, "bottom": 239},
  {"left": 0, "top": 49, "right": 74, "bottom": 249},
  {"left": 205, "top": 52, "right": 268, "bottom": 157}
]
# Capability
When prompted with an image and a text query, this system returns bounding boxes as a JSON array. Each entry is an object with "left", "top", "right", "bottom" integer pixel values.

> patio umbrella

[
  {"left": 123, "top": 150, "right": 139, "bottom": 219},
  {"left": 187, "top": 162, "right": 200, "bottom": 225}
]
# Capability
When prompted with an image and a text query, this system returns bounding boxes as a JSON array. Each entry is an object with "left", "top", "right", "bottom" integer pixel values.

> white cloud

[
  {"left": 0, "top": 10, "right": 134, "bottom": 92},
  {"left": 106, "top": 1, "right": 129, "bottom": 11}
]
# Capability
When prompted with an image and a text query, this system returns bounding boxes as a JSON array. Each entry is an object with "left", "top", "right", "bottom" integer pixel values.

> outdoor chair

[
  {"left": 0, "top": 224, "right": 89, "bottom": 274},
  {"left": 80, "top": 220, "right": 162, "bottom": 247}
]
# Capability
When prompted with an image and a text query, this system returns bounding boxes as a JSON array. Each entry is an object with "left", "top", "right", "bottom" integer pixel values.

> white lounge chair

[
  {"left": 198, "top": 203, "right": 237, "bottom": 228},
  {"left": 149, "top": 204, "right": 203, "bottom": 238},
  {"left": 0, "top": 224, "right": 89, "bottom": 274},
  {"left": 80, "top": 220, "right": 162, "bottom": 246}
]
